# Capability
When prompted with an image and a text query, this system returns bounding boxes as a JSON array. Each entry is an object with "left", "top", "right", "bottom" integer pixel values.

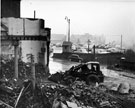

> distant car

[{"left": 68, "top": 54, "right": 83, "bottom": 62}]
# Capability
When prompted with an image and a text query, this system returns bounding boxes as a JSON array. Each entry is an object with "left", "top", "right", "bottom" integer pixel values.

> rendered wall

[
  {"left": 21, "top": 41, "right": 47, "bottom": 64},
  {"left": 1, "top": 17, "right": 47, "bottom": 65},
  {"left": 2, "top": 17, "right": 44, "bottom": 35}
]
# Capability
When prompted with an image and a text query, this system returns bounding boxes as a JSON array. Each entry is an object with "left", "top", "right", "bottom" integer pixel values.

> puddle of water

[
  {"left": 49, "top": 58, "right": 79, "bottom": 74},
  {"left": 49, "top": 58, "right": 135, "bottom": 88},
  {"left": 101, "top": 67, "right": 119, "bottom": 78}
]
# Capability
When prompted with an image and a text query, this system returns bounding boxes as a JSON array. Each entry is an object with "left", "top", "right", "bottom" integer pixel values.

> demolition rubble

[{"left": 0, "top": 58, "right": 135, "bottom": 108}]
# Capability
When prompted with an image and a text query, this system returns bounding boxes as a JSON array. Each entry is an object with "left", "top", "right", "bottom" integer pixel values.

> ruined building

[{"left": 1, "top": 0, "right": 51, "bottom": 78}]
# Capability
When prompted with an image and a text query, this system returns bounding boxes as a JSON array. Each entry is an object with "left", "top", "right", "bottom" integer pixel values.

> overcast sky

[{"left": 21, "top": 0, "right": 135, "bottom": 47}]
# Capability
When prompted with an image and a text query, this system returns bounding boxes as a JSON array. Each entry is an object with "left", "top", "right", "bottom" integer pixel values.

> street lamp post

[
  {"left": 93, "top": 45, "right": 96, "bottom": 61},
  {"left": 65, "top": 16, "right": 70, "bottom": 42}
]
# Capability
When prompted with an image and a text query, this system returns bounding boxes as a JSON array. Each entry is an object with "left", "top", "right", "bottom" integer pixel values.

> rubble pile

[
  {"left": 1, "top": 79, "right": 135, "bottom": 108},
  {"left": 0, "top": 80, "right": 44, "bottom": 108},
  {"left": 41, "top": 81, "right": 135, "bottom": 108},
  {"left": 0, "top": 57, "right": 49, "bottom": 80},
  {"left": 0, "top": 57, "right": 135, "bottom": 108}
]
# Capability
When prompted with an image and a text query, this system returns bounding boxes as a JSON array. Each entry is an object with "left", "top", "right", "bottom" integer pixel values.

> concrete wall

[
  {"left": 1, "top": 40, "right": 14, "bottom": 59},
  {"left": 53, "top": 52, "right": 123, "bottom": 65},
  {"left": 21, "top": 41, "right": 47, "bottom": 64},
  {"left": 63, "top": 46, "right": 72, "bottom": 53},
  {"left": 1, "top": 17, "right": 44, "bottom": 35},
  {"left": 1, "top": 17, "right": 49, "bottom": 66},
  {"left": 120, "top": 60, "right": 135, "bottom": 70}
]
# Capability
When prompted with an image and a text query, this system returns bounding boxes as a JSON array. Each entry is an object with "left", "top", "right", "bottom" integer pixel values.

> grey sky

[{"left": 21, "top": 0, "right": 135, "bottom": 48}]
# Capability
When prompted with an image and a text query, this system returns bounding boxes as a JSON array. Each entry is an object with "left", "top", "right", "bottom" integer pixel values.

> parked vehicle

[
  {"left": 63, "top": 61, "right": 104, "bottom": 85},
  {"left": 48, "top": 61, "right": 104, "bottom": 85},
  {"left": 68, "top": 54, "right": 83, "bottom": 62}
]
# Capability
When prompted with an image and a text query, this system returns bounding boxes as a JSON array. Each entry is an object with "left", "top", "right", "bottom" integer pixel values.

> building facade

[
  {"left": 1, "top": 17, "right": 51, "bottom": 66},
  {"left": 1, "top": 0, "right": 51, "bottom": 79}
]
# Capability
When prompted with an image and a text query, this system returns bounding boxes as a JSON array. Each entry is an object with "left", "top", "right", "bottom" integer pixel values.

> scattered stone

[{"left": 117, "top": 82, "right": 131, "bottom": 94}]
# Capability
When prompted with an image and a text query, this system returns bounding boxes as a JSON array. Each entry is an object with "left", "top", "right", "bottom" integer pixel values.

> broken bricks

[{"left": 1, "top": 57, "right": 135, "bottom": 108}]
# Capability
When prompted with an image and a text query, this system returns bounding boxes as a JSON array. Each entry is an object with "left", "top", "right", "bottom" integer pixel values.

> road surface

[{"left": 49, "top": 58, "right": 135, "bottom": 89}]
